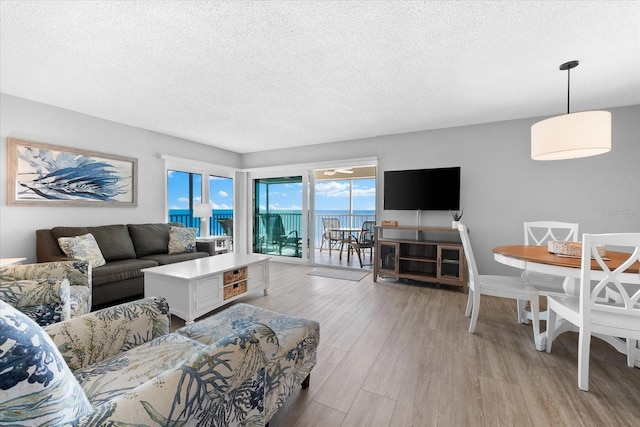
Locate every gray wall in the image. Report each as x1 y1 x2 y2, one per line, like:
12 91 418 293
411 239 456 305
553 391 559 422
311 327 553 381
0 94 242 262
244 104 640 274
1 92 638 275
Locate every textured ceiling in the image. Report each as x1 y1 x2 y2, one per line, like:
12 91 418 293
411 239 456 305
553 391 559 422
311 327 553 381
1 1 639 154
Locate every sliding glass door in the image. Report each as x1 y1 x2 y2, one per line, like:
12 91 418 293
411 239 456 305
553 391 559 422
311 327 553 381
253 176 304 258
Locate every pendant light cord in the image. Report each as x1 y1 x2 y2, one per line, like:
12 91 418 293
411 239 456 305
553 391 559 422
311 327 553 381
567 66 571 114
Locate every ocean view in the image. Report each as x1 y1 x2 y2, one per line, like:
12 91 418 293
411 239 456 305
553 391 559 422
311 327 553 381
168 209 376 247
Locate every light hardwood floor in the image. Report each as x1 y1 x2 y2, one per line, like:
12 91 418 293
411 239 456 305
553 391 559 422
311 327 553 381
172 262 640 427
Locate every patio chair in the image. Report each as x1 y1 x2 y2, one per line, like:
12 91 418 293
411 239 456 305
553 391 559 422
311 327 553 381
321 218 342 255
261 214 301 256
355 220 376 267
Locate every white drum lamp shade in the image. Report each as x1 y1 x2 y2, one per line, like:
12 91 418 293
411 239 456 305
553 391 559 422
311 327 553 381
531 60 611 161
531 111 611 160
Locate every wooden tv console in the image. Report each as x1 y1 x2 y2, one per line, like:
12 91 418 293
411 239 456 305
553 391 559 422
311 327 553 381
374 225 467 292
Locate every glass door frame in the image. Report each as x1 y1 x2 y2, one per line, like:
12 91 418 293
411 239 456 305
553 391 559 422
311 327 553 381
247 167 310 263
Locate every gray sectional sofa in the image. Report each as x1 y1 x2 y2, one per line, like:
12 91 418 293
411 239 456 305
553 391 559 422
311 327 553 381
36 223 210 308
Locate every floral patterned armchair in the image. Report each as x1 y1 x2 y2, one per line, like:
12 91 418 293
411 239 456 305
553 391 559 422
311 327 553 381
0 297 319 426
0 278 71 326
0 261 91 325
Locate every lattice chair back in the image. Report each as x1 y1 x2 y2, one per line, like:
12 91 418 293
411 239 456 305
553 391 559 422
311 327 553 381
524 221 579 246
582 233 640 321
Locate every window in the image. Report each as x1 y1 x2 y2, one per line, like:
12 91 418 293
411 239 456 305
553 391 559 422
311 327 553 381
209 175 234 240
164 156 236 241
167 170 203 230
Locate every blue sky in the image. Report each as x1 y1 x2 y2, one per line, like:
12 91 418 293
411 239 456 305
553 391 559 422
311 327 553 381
168 171 375 212
167 171 234 210
315 179 376 211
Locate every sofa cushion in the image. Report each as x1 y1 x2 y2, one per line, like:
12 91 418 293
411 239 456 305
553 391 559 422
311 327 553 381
87 225 137 261
140 251 209 265
0 300 93 425
168 226 197 254
76 333 205 406
92 259 158 287
128 223 171 257
51 226 91 241
57 233 106 268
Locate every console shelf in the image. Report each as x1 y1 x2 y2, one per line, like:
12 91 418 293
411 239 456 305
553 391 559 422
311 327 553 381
374 225 467 292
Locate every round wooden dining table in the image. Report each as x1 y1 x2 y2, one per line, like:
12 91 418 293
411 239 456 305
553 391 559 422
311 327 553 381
493 244 640 366
493 245 640 295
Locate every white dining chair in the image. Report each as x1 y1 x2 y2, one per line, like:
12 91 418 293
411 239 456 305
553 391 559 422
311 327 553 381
545 233 640 391
524 221 579 247
518 221 580 324
458 224 544 349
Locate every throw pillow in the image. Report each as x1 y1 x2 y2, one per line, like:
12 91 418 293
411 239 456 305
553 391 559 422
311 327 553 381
58 233 106 268
168 226 197 254
0 300 93 424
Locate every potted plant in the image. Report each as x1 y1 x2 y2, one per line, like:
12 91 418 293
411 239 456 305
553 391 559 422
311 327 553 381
450 209 463 228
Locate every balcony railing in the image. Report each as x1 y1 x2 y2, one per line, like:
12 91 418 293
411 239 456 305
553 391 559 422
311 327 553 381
169 212 233 236
170 211 375 249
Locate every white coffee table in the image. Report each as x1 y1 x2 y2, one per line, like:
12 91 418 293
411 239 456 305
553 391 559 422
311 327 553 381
143 253 270 324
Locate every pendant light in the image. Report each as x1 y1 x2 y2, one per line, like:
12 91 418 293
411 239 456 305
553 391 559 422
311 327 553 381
531 61 611 160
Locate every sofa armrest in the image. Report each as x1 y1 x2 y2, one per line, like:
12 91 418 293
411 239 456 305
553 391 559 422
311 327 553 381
0 279 71 325
36 228 73 262
0 260 92 288
45 296 171 372
77 323 279 425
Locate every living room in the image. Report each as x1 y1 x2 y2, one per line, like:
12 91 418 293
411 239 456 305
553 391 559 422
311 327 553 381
1 2 639 425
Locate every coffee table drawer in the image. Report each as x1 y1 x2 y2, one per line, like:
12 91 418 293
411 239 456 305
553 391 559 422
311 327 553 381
223 281 247 300
223 267 247 285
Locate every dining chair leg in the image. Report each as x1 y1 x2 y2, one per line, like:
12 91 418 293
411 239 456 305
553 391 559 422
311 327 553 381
546 306 557 353
468 292 481 333
517 299 528 324
577 327 592 391
626 339 636 368
529 296 542 351
464 290 473 318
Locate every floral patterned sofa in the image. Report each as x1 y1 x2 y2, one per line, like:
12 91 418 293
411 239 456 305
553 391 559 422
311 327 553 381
0 297 319 426
0 260 91 325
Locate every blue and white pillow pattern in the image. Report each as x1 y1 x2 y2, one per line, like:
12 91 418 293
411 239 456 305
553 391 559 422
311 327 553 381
57 233 106 268
0 300 93 425
168 227 197 254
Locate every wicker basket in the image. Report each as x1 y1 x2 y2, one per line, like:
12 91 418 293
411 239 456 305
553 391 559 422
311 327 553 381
223 281 247 300
223 267 247 285
547 240 606 258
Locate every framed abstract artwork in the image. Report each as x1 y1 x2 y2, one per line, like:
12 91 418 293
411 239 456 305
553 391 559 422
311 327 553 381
6 138 138 207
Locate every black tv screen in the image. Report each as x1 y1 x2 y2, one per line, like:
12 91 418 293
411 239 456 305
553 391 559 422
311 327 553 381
384 167 460 210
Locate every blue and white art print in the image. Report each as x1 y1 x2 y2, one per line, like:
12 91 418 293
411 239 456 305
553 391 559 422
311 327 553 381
7 138 137 206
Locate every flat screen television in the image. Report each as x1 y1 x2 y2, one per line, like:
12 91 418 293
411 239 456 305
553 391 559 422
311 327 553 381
383 167 460 210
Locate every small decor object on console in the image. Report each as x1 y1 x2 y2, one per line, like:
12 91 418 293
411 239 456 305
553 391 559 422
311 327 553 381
381 220 398 227
450 209 464 228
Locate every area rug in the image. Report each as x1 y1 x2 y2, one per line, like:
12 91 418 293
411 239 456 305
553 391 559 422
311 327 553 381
308 267 370 282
